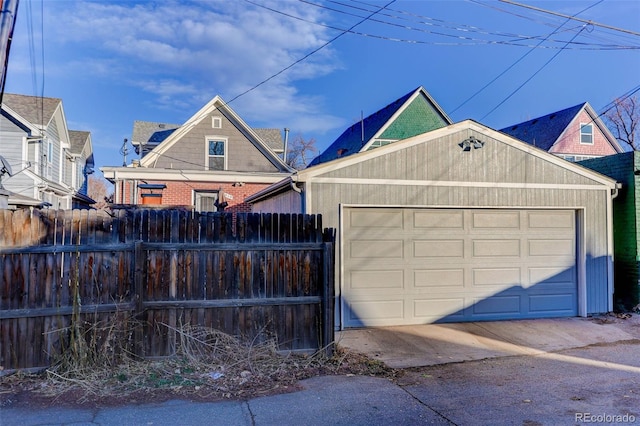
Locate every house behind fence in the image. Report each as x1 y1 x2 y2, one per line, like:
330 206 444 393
0 208 335 372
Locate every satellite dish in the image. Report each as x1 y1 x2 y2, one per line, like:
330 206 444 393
0 155 12 177
0 155 12 190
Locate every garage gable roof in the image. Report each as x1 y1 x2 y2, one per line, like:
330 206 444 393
247 120 618 204
296 120 618 188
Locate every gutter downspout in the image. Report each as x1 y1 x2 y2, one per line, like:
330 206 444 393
607 184 621 312
289 174 305 214
283 128 289 164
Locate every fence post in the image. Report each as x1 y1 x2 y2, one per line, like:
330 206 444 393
134 241 145 357
322 241 335 357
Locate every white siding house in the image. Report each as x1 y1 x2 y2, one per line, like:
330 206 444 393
0 94 95 209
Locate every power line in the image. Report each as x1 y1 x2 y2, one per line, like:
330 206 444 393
499 0 640 37
227 0 396 104
139 0 396 167
481 24 589 121
452 0 603 115
296 0 638 50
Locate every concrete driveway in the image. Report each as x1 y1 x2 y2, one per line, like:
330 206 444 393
334 315 640 424
336 315 640 368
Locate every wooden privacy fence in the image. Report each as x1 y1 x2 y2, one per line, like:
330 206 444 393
0 208 335 372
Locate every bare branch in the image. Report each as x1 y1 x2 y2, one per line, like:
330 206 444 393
286 134 318 170
604 96 639 151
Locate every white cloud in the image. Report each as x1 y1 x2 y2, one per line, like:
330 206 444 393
43 1 338 107
14 0 345 143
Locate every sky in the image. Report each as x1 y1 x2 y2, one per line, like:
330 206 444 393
4 0 640 178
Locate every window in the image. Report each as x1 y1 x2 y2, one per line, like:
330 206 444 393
212 117 222 129
194 191 219 212
580 123 593 144
41 139 53 179
367 139 396 150
76 161 83 189
207 138 226 170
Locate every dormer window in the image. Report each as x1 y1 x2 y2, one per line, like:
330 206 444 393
212 117 222 129
580 123 593 144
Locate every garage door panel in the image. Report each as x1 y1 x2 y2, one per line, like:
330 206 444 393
350 240 403 258
350 210 404 228
472 211 520 229
347 300 404 324
528 211 574 228
529 294 576 313
414 210 464 228
529 267 575 285
414 269 464 288
473 239 520 257
529 239 574 257
414 298 465 319
472 295 521 315
473 268 521 286
349 270 404 289
343 208 577 327
414 240 464 257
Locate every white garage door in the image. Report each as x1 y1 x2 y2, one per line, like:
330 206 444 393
342 208 577 328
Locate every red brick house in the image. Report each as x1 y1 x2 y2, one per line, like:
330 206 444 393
499 102 623 162
101 96 293 212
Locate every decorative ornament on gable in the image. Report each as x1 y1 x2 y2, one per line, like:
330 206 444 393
459 136 485 151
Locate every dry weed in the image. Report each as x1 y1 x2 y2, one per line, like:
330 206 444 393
4 320 395 406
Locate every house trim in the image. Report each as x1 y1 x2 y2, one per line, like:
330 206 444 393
310 177 610 191
101 166 290 184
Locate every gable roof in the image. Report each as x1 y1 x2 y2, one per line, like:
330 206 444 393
247 119 618 204
139 96 292 172
2 93 61 127
254 128 284 153
131 120 181 155
309 86 452 166
69 130 90 154
68 130 94 168
499 102 623 153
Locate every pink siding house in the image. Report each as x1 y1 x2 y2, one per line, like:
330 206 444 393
500 102 623 162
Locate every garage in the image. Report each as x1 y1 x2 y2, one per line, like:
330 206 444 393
342 207 577 327
247 120 618 329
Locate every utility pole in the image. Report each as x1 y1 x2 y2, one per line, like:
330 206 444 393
0 0 20 105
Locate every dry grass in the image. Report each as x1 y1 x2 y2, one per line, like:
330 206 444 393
1 318 396 407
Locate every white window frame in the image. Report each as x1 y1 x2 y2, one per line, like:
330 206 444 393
367 139 397 150
42 139 53 179
206 137 227 171
212 116 222 129
76 161 83 189
194 190 220 212
580 123 594 145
